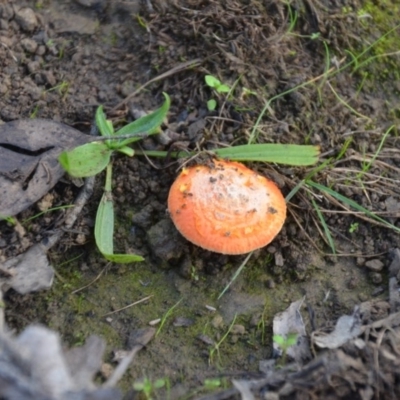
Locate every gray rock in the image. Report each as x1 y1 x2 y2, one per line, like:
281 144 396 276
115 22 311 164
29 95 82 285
0 4 14 20
147 218 184 263
21 38 38 53
0 18 9 30
365 259 384 272
230 324 246 335
370 272 383 284
27 60 41 74
15 8 38 32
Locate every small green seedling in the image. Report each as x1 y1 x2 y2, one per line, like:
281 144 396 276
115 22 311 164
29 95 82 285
209 314 237 365
273 333 298 366
207 98 217 111
205 75 231 93
205 75 231 111
133 377 166 400
59 93 170 263
203 378 223 390
241 87 257 98
0 215 16 225
349 222 359 233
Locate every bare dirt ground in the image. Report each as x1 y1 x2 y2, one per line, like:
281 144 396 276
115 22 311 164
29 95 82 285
1 0 400 399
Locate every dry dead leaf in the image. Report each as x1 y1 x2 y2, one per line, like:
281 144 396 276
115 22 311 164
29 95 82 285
0 119 89 217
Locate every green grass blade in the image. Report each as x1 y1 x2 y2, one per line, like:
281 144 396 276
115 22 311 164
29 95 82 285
286 159 333 202
95 106 114 137
218 252 253 299
137 144 320 166
156 298 183 336
115 93 170 145
214 144 320 166
310 198 336 254
59 142 112 177
307 180 400 233
285 180 306 202
358 125 394 177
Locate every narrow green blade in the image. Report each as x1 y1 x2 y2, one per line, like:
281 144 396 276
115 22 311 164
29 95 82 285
95 191 114 255
117 146 135 156
95 106 114 136
103 253 144 263
59 142 112 177
214 144 320 166
307 180 400 234
115 93 170 146
95 192 144 263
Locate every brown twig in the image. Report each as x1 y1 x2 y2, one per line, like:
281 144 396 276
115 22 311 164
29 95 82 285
102 295 153 317
71 263 110 295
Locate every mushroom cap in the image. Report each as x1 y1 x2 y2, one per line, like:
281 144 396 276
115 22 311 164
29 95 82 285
168 159 286 255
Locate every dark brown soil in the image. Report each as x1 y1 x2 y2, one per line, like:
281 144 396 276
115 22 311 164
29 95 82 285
1 0 400 399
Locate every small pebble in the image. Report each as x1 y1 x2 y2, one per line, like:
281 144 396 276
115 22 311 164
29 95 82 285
365 259 384 272
197 334 215 346
266 279 276 289
173 317 194 327
100 363 113 379
211 315 224 329
264 392 280 400
347 277 357 289
358 293 369 302
370 272 383 284
230 324 246 335
274 252 284 267
15 8 38 31
20 38 38 53
0 4 14 20
356 257 365 267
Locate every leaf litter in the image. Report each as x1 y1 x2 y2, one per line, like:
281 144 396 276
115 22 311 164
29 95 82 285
0 119 89 217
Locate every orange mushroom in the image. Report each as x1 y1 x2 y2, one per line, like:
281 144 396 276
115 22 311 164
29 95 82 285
168 159 286 255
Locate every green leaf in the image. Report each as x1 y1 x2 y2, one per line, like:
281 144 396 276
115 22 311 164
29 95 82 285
133 382 144 391
95 191 144 263
95 191 114 255
205 75 221 88
286 333 298 346
117 146 135 156
0 215 16 224
154 379 166 389
273 335 285 346
136 144 320 166
213 144 320 166
103 253 144 263
59 142 112 177
115 93 170 146
95 106 114 137
216 84 230 93
204 379 222 389
207 99 217 111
